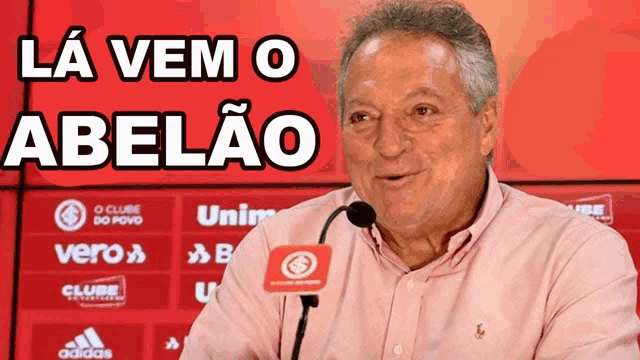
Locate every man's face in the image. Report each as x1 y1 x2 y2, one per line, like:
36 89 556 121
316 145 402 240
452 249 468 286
341 32 496 232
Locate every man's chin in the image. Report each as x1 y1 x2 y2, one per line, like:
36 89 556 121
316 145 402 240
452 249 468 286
374 206 425 228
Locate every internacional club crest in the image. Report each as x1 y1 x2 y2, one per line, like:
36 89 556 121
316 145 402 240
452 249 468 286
54 199 87 232
264 245 332 293
281 251 318 280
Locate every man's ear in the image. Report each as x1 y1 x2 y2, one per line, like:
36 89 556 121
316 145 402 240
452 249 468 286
479 96 499 157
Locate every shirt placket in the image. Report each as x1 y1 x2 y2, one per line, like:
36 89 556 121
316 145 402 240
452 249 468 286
369 226 472 360
382 272 427 360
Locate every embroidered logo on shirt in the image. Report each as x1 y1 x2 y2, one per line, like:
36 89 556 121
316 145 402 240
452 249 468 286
475 323 485 339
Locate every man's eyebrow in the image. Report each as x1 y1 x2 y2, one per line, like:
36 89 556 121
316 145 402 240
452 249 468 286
346 98 374 107
404 87 445 101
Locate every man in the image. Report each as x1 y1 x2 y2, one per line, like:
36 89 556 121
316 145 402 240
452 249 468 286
181 1 640 359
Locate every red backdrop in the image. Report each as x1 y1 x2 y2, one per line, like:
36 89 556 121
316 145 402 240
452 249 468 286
2 0 640 358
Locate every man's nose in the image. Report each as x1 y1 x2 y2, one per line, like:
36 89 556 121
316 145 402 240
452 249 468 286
373 116 409 158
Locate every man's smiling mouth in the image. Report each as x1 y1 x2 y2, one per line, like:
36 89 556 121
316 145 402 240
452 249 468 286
386 175 405 181
376 171 423 184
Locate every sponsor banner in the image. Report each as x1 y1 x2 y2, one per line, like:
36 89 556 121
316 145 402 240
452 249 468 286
513 185 640 230
20 234 172 271
182 188 334 232
22 192 174 234
153 324 192 360
19 274 170 310
564 194 613 225
31 324 144 360
179 273 224 310
181 233 245 271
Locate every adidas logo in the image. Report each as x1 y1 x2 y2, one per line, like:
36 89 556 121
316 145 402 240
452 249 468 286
58 327 113 359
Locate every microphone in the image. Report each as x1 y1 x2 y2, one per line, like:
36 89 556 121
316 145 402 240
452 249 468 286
290 201 376 360
317 201 376 245
346 201 377 229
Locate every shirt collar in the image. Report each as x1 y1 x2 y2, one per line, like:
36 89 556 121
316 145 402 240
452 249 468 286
356 164 504 266
449 165 504 265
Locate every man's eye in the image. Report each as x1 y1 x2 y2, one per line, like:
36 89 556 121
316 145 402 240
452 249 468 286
414 105 436 116
349 112 370 124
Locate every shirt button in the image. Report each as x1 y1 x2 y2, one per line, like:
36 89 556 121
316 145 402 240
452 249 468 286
405 280 414 290
393 344 403 355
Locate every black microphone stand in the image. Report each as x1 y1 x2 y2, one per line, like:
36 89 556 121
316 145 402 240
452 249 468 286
290 205 349 360
290 203 375 360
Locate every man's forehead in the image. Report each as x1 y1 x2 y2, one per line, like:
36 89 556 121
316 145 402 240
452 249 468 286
356 36 385 62
351 32 459 73
344 32 463 100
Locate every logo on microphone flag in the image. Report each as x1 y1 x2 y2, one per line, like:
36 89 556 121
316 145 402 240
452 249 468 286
264 245 331 293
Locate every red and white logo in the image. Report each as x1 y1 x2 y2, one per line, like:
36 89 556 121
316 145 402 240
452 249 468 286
154 324 192 359
165 336 180 350
61 275 126 308
281 251 318 280
264 245 331 293
187 244 212 264
55 199 87 232
186 243 234 265
165 336 189 350
564 194 613 225
58 327 113 359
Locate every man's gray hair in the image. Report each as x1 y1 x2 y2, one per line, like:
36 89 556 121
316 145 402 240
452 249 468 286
338 0 498 121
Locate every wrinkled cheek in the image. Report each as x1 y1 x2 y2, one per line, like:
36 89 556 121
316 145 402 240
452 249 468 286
432 136 466 173
435 136 456 155
342 141 372 199
342 136 372 173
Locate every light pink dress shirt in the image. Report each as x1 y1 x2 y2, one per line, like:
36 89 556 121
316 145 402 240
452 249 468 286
180 167 640 359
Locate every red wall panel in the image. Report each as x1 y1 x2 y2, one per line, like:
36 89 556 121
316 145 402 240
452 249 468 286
0 192 17 360
14 187 338 359
0 0 26 187
495 0 640 181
